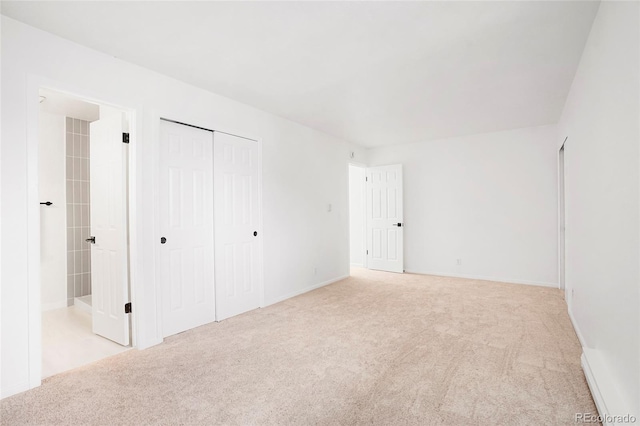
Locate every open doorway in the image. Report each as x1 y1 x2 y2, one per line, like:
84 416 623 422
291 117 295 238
349 164 366 269
38 89 131 379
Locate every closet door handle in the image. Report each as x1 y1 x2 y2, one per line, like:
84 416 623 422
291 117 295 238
86 236 96 244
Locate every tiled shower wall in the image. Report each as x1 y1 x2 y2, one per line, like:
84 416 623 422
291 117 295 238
66 117 91 305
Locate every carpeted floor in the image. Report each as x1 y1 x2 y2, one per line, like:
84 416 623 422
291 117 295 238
1 268 597 425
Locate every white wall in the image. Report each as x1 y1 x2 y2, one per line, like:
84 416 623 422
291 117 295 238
368 125 559 286
0 16 367 398
349 165 365 267
38 111 68 311
557 1 639 419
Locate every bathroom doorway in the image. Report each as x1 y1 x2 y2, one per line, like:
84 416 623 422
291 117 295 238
38 88 131 379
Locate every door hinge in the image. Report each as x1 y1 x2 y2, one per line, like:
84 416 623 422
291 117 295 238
366 176 368 182
366 249 369 255
124 302 132 314
122 133 130 144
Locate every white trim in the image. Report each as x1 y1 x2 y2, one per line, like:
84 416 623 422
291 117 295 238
127 107 140 349
557 139 566 293
150 110 164 348
404 269 557 288
27 76 42 390
558 136 571 319
581 352 610 424
579 348 635 425
140 338 164 349
264 275 349 307
567 307 586 348
568 305 636 424
0 12 3 404
41 301 68 312
73 298 91 314
347 162 367 270
257 137 265 309
0 380 31 400
350 263 364 268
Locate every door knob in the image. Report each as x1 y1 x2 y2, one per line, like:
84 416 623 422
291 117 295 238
392 223 403 227
253 231 258 237
161 237 167 244
85 236 96 244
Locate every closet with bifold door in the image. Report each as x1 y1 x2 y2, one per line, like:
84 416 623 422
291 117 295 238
158 119 262 338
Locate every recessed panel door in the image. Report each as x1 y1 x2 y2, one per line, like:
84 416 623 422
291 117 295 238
366 164 404 273
159 120 215 337
214 132 261 321
89 106 130 345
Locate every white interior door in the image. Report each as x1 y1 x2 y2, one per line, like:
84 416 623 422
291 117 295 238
366 164 404 273
214 132 261 321
89 106 130 346
159 120 215 337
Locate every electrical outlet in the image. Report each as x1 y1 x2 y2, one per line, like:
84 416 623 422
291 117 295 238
456 258 462 266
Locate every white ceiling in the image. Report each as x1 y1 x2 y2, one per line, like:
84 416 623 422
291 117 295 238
3 1 599 147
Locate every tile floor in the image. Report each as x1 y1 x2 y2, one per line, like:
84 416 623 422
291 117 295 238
42 305 130 379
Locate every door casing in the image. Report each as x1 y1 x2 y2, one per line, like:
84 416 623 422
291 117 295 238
558 138 568 300
25 77 138 391
348 163 367 269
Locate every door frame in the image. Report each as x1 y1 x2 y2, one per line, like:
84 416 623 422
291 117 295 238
25 75 138 389
154 117 265 335
347 162 367 269
558 137 568 300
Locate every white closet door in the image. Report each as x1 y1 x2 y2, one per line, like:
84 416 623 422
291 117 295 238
214 132 261 321
89 106 130 345
159 120 215 337
366 164 404 273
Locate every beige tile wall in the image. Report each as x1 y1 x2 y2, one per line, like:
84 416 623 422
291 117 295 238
66 117 91 305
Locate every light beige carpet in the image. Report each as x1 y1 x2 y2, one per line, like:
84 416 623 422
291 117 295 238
1 268 596 425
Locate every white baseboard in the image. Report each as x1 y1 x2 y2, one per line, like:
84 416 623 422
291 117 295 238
581 351 610 424
567 308 586 348
136 338 163 351
350 263 364 268
1 380 31 400
264 275 349 307
41 300 67 312
73 297 91 314
404 269 557 288
568 307 638 425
